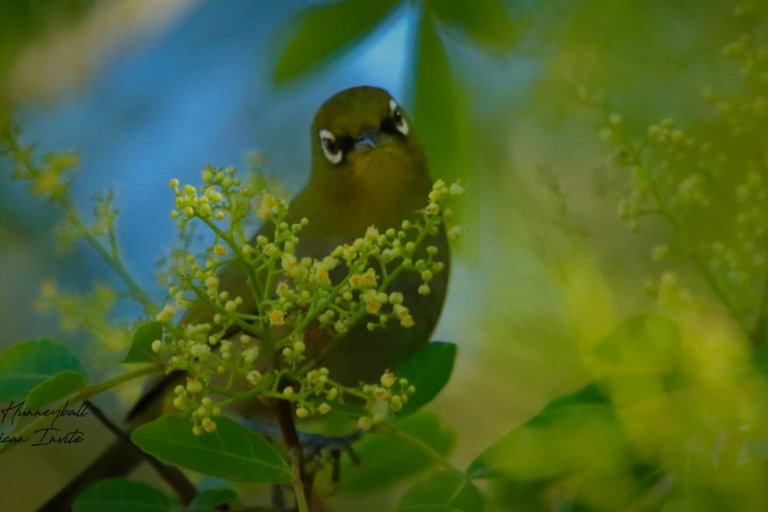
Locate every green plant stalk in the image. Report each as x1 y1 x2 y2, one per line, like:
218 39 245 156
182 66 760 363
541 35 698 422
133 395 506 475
290 450 310 512
620 134 752 339
1 363 163 455
61 198 160 317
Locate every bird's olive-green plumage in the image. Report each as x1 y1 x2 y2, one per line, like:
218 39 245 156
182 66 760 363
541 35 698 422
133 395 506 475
39 85 451 510
185 85 449 383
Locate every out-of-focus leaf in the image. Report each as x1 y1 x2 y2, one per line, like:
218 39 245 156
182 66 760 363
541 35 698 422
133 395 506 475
340 412 456 493
399 469 484 512
754 341 768 376
187 488 238 512
120 321 163 363
589 314 682 377
73 479 176 512
413 8 472 193
467 384 628 480
0 338 86 402
274 0 402 83
428 0 520 50
489 479 552 512
395 341 456 415
23 370 87 412
131 414 292 483
0 1 95 77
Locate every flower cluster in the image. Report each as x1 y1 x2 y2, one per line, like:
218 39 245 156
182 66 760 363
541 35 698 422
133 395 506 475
36 280 131 353
2 113 462 435
599 15 768 341
149 166 462 434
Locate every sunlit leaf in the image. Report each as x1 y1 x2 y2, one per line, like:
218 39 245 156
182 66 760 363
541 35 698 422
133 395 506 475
0 338 86 402
396 341 456 415
467 384 628 480
428 0 520 50
273 0 402 83
187 488 238 512
73 479 176 512
589 314 682 377
399 469 484 512
121 321 163 363
23 370 87 412
340 412 456 493
131 414 292 483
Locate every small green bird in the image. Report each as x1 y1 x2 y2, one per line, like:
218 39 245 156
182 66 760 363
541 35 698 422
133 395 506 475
39 85 450 510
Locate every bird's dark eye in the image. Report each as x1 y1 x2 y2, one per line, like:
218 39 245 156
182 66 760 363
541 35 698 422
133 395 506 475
319 129 343 164
389 99 409 136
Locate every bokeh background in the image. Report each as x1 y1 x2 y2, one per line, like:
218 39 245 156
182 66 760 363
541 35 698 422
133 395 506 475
2 0 768 511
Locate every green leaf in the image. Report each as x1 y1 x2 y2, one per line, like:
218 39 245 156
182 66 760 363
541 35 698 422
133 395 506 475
73 479 177 512
340 412 456 493
753 341 768 376
0 338 86 402
131 414 292 483
589 314 682 377
396 342 456 415
273 0 402 83
413 8 472 190
428 0 521 50
121 321 164 363
187 488 238 512
399 469 484 512
467 384 628 480
23 370 87 412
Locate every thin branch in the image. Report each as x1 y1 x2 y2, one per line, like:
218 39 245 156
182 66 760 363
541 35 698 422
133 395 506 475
84 401 197 505
273 399 310 512
61 198 160 317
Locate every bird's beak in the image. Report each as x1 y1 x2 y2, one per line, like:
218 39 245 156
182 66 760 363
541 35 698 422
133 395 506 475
354 130 380 154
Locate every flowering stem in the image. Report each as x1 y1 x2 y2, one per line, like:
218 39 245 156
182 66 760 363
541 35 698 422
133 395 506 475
60 198 160 317
199 215 268 342
622 136 752 339
189 284 263 336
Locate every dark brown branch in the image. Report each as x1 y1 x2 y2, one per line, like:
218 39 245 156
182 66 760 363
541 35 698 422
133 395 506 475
84 401 198 505
272 398 313 510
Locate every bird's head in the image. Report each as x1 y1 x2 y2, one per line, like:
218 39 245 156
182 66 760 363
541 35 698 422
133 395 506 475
308 86 431 203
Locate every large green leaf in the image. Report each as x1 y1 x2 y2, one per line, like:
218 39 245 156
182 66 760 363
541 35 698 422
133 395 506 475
131 414 292 483
428 0 520 50
396 341 456 415
23 370 87 412
0 338 86 402
340 412 456 493
187 488 238 512
399 469 484 512
589 314 682 377
73 479 177 512
467 384 628 480
121 321 164 363
273 0 402 83
413 8 472 191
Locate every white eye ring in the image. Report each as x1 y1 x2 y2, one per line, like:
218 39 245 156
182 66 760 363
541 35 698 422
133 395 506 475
389 99 409 136
319 129 343 164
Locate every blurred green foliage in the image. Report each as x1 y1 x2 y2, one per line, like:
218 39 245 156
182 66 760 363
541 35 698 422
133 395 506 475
0 0 95 100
